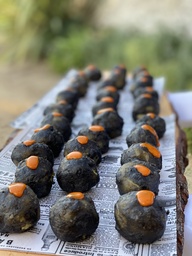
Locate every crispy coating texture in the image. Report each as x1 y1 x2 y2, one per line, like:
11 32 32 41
57 156 99 192
15 157 54 198
0 185 40 233
43 102 75 122
78 126 109 154
136 114 166 139
92 110 124 139
31 125 64 157
11 142 54 166
49 195 99 241
114 191 167 244
41 113 72 142
116 161 160 195
126 125 159 147
132 95 160 121
56 89 79 109
64 137 102 165
121 143 162 169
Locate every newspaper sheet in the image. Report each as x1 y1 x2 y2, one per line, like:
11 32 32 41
0 70 177 256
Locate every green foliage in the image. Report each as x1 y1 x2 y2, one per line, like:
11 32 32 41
47 29 128 73
184 128 192 154
0 0 99 62
47 30 92 73
47 28 192 91
1 1 192 91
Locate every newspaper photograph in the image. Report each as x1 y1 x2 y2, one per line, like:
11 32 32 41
0 70 177 256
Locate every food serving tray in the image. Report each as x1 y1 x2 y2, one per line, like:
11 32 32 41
0 70 188 256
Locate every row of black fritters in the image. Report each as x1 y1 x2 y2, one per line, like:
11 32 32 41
0 65 169 246
114 66 168 244
50 64 126 242
0 64 102 234
0 64 126 243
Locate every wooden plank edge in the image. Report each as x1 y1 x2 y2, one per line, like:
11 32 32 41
175 117 189 256
163 92 189 256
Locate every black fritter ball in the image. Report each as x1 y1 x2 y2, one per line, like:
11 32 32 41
57 151 99 192
132 94 160 121
56 87 79 109
63 136 102 165
126 124 160 147
31 124 64 157
132 86 159 100
91 96 117 117
49 192 99 242
132 66 148 79
136 112 166 139
109 65 127 89
96 86 120 106
0 183 40 233
116 161 160 195
68 71 89 97
130 70 154 96
84 64 102 81
11 139 54 166
97 78 117 91
113 64 127 78
41 112 72 142
43 101 75 123
92 108 124 139
15 156 54 198
114 190 167 244
121 142 162 169
78 125 109 154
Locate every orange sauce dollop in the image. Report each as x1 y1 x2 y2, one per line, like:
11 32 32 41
104 86 117 92
8 183 27 198
23 140 36 146
52 112 63 117
34 124 51 133
134 164 151 176
66 151 83 160
97 108 114 115
136 190 155 207
145 87 154 92
26 156 39 170
140 93 152 99
89 125 105 132
66 192 84 200
140 143 161 158
141 124 160 146
100 97 114 103
147 113 156 119
77 136 89 145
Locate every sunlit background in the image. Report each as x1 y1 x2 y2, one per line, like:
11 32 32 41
1 0 192 91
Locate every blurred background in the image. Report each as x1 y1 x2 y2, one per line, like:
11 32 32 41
1 0 192 91
0 0 192 155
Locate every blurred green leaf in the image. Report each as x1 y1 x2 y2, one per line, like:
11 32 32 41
0 1 192 92
184 128 192 154
0 0 100 62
